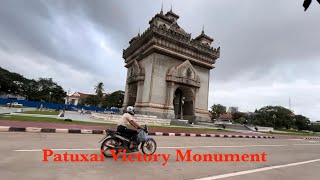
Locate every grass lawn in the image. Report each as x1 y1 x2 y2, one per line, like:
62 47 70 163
266 130 319 136
18 110 60 115
0 115 115 126
0 115 233 132
152 126 234 132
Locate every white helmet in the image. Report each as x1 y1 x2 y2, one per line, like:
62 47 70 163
126 106 135 115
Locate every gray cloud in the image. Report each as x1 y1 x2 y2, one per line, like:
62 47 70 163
0 0 319 120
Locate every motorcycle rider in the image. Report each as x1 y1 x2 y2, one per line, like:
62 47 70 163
117 106 144 150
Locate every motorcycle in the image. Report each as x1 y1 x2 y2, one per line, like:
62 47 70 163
99 124 157 158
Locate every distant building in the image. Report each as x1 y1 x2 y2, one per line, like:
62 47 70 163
65 92 92 106
227 107 238 113
310 121 320 125
214 113 233 125
65 91 109 106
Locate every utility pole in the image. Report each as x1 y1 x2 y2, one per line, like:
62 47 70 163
289 97 291 110
273 114 277 129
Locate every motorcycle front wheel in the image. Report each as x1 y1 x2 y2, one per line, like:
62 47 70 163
141 139 157 155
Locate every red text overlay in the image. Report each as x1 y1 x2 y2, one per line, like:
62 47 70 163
42 149 267 166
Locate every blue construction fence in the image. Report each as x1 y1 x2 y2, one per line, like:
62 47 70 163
0 98 120 113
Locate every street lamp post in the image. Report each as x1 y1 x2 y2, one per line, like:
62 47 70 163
293 118 296 130
7 90 11 105
180 96 185 120
49 92 52 102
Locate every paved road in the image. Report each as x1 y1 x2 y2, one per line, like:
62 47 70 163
0 107 34 114
0 132 320 180
61 111 108 123
0 107 109 124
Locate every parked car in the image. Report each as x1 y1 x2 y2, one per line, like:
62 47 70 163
7 102 23 107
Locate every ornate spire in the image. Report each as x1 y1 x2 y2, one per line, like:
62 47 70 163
165 4 179 19
160 2 163 14
194 24 213 44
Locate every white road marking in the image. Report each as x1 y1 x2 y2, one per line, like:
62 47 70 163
193 158 320 180
14 144 288 152
287 139 304 141
293 144 320 146
13 143 320 152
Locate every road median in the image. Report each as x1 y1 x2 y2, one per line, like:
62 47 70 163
0 125 276 139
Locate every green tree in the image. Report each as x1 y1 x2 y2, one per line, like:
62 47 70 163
238 117 247 124
0 67 66 103
94 82 104 107
102 90 124 108
255 106 294 129
309 124 320 132
85 95 100 107
28 78 66 103
294 115 310 130
232 112 245 121
210 104 226 120
94 82 104 99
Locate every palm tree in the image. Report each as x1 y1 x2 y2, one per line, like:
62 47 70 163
94 82 104 99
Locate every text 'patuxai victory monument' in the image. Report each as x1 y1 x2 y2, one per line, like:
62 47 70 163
122 8 220 123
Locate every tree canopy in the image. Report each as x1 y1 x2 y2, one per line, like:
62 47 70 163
0 67 66 103
210 104 226 120
211 103 317 131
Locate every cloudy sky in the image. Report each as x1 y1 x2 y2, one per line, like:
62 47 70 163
0 0 319 120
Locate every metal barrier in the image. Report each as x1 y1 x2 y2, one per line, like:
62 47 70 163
0 98 120 113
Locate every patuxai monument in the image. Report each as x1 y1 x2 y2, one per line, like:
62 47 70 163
121 8 220 123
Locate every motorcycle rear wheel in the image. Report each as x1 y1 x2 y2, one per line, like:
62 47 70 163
141 139 157 155
101 138 120 158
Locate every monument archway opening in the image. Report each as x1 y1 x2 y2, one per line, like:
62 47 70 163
173 86 195 121
127 83 138 106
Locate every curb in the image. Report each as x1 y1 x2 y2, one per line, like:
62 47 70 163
304 137 320 140
148 132 275 138
0 126 276 139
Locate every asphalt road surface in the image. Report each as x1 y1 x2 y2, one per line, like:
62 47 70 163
1 132 320 180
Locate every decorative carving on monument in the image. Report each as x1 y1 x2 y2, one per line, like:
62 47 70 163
123 10 220 67
128 84 137 97
127 60 145 84
166 60 201 87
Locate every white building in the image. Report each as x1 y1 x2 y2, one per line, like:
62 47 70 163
65 92 93 106
227 107 239 113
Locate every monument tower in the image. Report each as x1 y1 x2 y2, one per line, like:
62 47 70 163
122 7 220 122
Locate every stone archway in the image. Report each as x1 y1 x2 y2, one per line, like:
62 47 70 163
173 86 195 121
